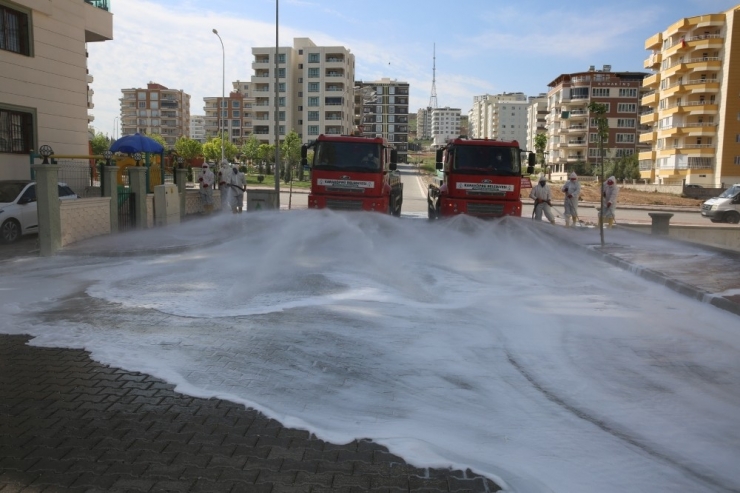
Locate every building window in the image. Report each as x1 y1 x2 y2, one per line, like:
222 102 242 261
150 102 158 109
308 82 319 92
616 133 635 143
222 110 228 118
617 118 636 128
308 68 320 78
278 111 285 121
278 82 286 92
0 4 30 55
619 88 637 97
278 68 286 78
0 106 34 153
308 111 319 121
592 88 610 97
150 93 159 100
278 97 285 107
617 103 636 113
138 92 147 100
308 97 319 107
279 125 285 135
278 53 286 63
308 53 320 63
231 119 240 127
232 101 240 108
308 125 319 135
138 102 146 108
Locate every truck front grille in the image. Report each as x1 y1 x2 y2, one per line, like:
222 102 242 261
326 199 364 211
466 203 505 216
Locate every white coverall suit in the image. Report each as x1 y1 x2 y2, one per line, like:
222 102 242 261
228 167 246 213
602 175 618 227
198 165 215 214
529 175 555 224
561 172 581 227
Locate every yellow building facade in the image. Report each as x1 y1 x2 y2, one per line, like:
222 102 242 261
640 4 740 187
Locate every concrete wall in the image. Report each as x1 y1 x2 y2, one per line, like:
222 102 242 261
186 189 222 214
622 224 740 252
60 197 111 247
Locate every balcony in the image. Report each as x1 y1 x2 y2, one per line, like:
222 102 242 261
642 73 660 89
644 52 662 70
567 139 587 147
325 70 344 78
685 57 722 71
641 90 658 105
565 125 587 133
326 85 344 92
254 55 270 64
325 55 345 63
639 131 655 143
640 111 658 125
84 0 110 11
644 32 662 51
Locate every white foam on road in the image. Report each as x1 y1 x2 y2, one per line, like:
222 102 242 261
1 211 739 493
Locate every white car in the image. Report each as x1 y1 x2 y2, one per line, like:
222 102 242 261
0 180 79 243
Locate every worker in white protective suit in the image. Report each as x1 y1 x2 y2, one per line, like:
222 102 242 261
228 166 246 213
602 175 618 228
529 173 555 224
217 162 232 212
561 172 581 227
197 163 215 214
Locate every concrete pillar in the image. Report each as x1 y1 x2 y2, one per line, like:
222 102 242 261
31 164 61 256
648 212 674 235
175 168 188 218
128 167 148 229
103 165 119 233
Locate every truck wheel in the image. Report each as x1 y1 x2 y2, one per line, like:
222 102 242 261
725 211 740 224
1 219 21 244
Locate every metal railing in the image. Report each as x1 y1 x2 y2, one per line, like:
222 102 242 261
84 0 110 12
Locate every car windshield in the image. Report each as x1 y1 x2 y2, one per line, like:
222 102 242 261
313 142 381 172
453 146 520 175
0 183 26 203
718 185 740 199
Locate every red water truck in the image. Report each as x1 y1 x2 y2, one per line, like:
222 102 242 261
300 134 403 216
427 137 535 219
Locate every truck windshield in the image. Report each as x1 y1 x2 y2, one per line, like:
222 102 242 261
313 142 381 172
453 146 520 175
718 185 740 198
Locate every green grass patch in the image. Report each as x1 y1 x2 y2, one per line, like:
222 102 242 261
245 173 311 189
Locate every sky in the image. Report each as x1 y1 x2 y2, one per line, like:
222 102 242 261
1 212 739 492
88 0 740 139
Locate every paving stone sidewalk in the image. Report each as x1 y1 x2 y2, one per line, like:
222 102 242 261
0 335 500 493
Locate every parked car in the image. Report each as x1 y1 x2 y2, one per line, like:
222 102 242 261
0 180 78 243
701 183 740 224
685 184 703 188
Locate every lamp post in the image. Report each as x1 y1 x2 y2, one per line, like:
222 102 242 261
133 152 142 167
113 117 118 141
273 0 280 198
212 28 225 166
39 145 54 164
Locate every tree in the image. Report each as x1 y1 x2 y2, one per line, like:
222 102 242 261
588 102 609 246
148 133 167 149
534 133 547 165
174 137 203 167
202 136 239 163
280 131 302 183
90 132 111 156
257 143 275 175
241 135 260 169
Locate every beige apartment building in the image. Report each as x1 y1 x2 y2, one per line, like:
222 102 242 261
120 83 191 149
640 4 740 186
203 80 254 146
251 38 355 146
0 0 112 179
546 66 648 181
355 79 410 162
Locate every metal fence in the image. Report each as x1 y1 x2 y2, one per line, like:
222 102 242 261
30 158 100 197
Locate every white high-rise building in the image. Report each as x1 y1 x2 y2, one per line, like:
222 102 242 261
417 107 432 140
190 115 206 143
469 93 528 143
525 94 548 153
431 107 461 147
251 38 355 145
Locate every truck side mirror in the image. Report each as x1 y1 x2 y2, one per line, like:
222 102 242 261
436 149 443 162
300 157 308 168
389 162 397 171
527 152 535 175
300 145 307 159
436 161 443 170
390 149 398 164
435 148 443 170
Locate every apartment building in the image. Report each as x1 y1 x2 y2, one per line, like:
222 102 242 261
546 66 648 181
203 80 254 146
190 115 206 143
640 4 740 186
251 38 355 146
525 94 548 153
355 78 410 162
431 107 461 147
416 107 432 140
0 0 113 179
120 83 191 148
468 93 529 143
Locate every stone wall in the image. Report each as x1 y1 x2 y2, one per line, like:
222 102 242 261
621 224 740 252
60 198 111 247
186 189 222 214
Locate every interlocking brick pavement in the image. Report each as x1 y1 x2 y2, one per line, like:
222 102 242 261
0 334 500 492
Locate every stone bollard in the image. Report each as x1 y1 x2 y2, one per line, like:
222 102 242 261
648 212 673 235
175 168 188 218
103 165 119 233
31 164 61 256
128 167 148 229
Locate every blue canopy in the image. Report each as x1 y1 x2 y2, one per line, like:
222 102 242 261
109 133 164 154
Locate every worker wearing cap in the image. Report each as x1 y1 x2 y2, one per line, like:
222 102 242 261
198 163 215 214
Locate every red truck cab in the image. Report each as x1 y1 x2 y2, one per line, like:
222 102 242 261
301 134 403 216
428 138 535 219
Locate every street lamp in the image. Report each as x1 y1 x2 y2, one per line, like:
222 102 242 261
39 145 54 164
212 28 225 166
103 149 113 166
274 0 280 198
133 152 142 167
113 117 118 140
